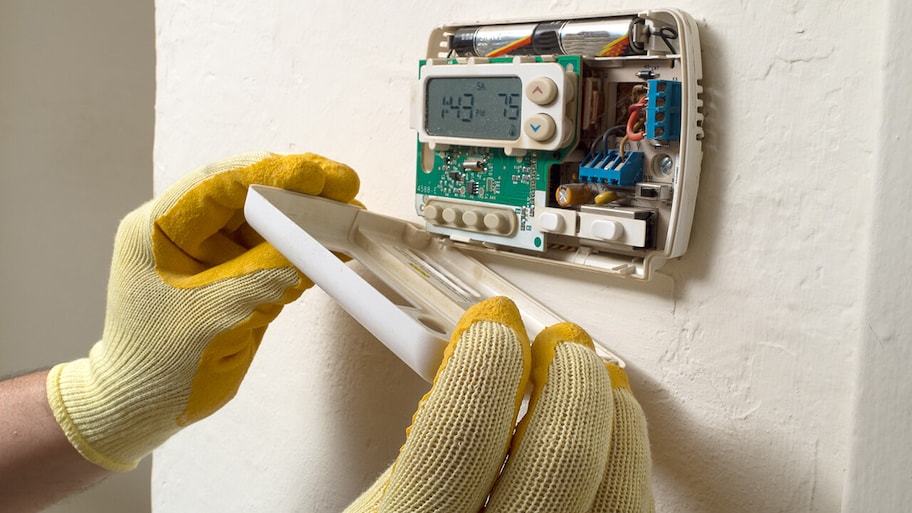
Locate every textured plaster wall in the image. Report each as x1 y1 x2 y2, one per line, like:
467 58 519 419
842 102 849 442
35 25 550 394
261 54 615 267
151 0 906 511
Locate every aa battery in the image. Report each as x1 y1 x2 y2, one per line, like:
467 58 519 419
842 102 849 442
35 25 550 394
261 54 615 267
450 18 632 58
548 19 632 56
451 24 538 57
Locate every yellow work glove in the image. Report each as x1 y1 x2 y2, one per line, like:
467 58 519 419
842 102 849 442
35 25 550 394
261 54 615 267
46 152 359 471
344 296 654 513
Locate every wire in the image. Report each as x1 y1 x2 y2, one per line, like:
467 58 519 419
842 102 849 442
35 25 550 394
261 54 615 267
618 134 630 159
655 26 679 53
626 95 647 141
589 125 625 155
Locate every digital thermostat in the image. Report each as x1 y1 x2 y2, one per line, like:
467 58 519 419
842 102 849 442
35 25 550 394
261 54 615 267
413 9 704 280
416 59 577 153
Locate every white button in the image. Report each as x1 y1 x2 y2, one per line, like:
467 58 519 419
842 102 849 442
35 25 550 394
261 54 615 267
423 204 441 222
524 114 556 142
525 77 558 105
591 219 624 241
462 210 484 228
538 212 564 232
484 213 509 233
442 207 462 225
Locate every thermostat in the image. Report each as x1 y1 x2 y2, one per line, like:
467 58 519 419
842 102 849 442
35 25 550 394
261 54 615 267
412 8 704 279
246 8 704 380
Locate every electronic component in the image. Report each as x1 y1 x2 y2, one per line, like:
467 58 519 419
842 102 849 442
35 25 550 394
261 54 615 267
636 182 673 201
412 8 703 280
579 150 644 187
555 183 592 207
461 160 486 171
594 190 620 205
646 79 682 141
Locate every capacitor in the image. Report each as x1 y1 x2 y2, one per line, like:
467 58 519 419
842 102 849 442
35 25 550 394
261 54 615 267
555 183 592 207
594 190 620 205
451 18 633 57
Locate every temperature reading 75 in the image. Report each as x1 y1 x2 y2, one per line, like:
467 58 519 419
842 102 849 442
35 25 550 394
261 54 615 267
500 92 520 120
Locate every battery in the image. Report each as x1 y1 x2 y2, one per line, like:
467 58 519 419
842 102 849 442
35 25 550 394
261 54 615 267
451 24 537 57
450 18 633 57
547 20 632 56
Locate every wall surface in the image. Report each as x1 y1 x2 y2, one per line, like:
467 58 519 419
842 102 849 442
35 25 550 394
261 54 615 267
842 0 912 509
151 0 908 511
0 1 154 512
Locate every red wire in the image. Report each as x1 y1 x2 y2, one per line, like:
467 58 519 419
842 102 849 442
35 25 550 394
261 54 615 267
626 96 647 141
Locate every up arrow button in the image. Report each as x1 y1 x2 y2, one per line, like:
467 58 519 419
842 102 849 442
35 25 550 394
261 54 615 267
525 77 558 105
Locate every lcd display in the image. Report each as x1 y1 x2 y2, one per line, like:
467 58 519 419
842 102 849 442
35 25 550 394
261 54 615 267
425 77 522 140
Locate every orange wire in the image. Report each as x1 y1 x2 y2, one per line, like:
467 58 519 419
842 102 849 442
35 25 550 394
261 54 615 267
626 96 647 141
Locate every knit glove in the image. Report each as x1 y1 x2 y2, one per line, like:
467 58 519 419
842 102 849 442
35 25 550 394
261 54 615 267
46 152 360 471
343 296 654 513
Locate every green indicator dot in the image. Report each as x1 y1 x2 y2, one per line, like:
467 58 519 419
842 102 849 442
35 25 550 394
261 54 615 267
534 237 542 248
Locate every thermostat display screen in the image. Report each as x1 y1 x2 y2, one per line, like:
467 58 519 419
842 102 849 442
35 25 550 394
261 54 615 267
425 77 522 140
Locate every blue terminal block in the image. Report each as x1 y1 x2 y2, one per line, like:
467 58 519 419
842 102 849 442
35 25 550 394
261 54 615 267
646 79 682 141
578 150 644 187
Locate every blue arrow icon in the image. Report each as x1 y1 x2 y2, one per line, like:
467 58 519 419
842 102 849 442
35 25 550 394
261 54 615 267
530 123 541 132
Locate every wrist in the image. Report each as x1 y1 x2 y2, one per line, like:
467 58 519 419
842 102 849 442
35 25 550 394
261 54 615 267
0 370 111 512
47 357 180 471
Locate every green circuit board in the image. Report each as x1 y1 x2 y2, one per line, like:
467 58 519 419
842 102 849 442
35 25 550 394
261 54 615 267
415 55 581 214
416 146 559 208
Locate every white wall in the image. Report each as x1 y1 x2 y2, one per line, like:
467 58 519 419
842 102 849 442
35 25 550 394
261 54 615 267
151 0 909 511
842 0 912 509
0 1 154 512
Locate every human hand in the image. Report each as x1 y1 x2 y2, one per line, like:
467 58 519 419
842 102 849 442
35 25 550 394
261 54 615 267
343 296 653 513
46 152 360 471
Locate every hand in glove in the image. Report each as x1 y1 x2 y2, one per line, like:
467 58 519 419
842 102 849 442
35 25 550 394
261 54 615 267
46 152 360 471
344 296 654 513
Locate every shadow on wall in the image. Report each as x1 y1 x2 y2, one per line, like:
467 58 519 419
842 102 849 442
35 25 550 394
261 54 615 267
628 361 840 512
659 18 726 288
311 263 428 509
627 23 840 512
